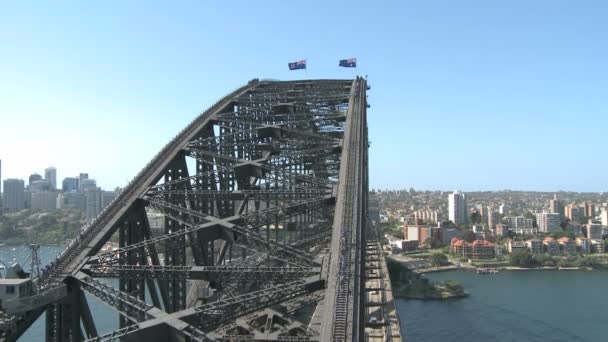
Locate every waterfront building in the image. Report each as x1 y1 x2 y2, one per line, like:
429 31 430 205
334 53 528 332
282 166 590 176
557 237 577 255
576 238 591 254
2 179 25 211
31 191 58 212
62 177 79 192
448 191 467 225
451 238 472 258
471 240 495 259
401 240 418 252
526 239 543 254
543 237 560 255
535 212 561 233
591 240 605 253
44 167 57 190
506 240 527 253
586 222 603 240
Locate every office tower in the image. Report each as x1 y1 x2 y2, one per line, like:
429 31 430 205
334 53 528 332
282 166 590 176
44 167 57 190
3 179 25 211
29 180 50 192
79 173 89 191
101 190 117 209
28 173 43 186
84 187 102 222
31 191 58 212
81 178 97 192
549 194 564 219
448 191 467 225
62 177 80 192
601 208 608 226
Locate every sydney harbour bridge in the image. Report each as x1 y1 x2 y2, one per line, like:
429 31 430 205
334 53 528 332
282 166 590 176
0 78 401 341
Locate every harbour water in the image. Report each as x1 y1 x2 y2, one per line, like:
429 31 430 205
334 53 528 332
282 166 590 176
397 269 608 342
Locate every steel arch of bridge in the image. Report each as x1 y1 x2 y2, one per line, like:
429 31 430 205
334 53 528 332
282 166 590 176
0 77 380 342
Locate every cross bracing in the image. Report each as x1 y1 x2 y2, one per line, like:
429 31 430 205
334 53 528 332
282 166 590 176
0 78 380 342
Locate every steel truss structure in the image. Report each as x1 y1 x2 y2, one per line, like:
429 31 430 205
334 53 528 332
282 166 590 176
0 78 385 341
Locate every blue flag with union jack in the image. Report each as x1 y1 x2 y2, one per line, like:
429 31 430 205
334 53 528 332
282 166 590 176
288 60 307 70
339 58 357 68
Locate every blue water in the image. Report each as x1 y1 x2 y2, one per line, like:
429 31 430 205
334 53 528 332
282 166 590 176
0 245 117 341
397 270 608 342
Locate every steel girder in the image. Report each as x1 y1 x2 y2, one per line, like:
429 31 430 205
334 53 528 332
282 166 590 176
0 78 375 342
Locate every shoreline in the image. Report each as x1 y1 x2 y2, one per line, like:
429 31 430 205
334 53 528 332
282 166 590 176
415 265 601 274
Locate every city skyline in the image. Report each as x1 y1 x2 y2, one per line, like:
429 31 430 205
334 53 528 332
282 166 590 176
2 1 608 192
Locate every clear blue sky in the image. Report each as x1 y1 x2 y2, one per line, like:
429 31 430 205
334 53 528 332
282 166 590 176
1 1 607 192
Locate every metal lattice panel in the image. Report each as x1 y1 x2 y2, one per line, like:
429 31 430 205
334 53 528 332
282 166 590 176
0 78 379 342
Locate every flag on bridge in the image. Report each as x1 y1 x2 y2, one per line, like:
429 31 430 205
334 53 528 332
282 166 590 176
288 60 307 70
339 58 357 68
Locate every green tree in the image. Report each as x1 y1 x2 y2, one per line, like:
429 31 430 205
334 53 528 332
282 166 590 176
510 250 539 268
431 253 448 267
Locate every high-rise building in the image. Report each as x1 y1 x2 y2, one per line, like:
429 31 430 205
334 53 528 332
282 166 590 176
31 191 58 212
79 173 89 191
28 173 43 186
84 188 102 222
3 179 25 211
586 222 603 240
565 204 584 223
101 191 117 209
601 207 608 227
59 191 86 211
44 167 57 190
549 195 564 220
536 212 561 233
62 177 80 192
499 204 509 216
584 202 595 218
29 180 50 192
448 191 467 225
81 178 97 192
487 207 499 230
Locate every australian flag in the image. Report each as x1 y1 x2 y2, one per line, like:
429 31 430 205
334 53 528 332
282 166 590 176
339 58 357 68
288 60 307 70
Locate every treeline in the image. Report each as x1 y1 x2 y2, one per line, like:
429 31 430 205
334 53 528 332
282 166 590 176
0 209 85 245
